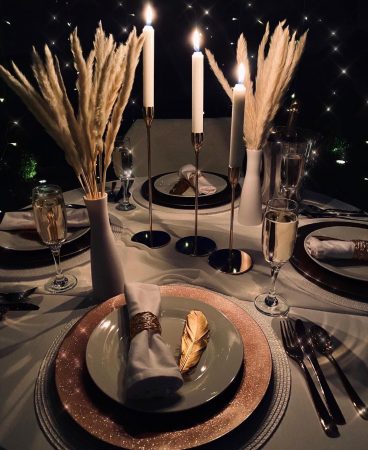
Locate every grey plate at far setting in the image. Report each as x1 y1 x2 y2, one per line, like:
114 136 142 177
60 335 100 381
85 296 244 413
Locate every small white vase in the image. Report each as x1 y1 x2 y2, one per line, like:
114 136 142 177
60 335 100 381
238 148 263 226
84 194 125 302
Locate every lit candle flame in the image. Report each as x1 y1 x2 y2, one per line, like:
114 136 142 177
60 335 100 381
238 63 245 84
145 3 153 25
193 29 201 52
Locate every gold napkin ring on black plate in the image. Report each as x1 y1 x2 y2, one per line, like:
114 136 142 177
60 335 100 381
353 240 368 261
130 311 162 339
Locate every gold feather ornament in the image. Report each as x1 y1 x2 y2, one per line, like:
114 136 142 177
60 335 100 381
179 310 210 374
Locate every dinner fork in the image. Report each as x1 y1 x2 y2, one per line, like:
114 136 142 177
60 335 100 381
280 320 339 437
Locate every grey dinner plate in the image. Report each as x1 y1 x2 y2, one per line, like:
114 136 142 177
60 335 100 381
85 295 244 413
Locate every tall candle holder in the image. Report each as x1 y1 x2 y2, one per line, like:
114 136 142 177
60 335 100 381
176 132 216 256
208 166 253 273
131 107 171 248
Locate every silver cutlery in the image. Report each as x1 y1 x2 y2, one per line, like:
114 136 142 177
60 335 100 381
0 287 37 302
280 321 339 437
301 204 368 217
0 302 39 320
295 319 346 425
310 324 368 420
0 303 39 311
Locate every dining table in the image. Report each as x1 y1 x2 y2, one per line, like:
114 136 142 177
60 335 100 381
0 118 367 450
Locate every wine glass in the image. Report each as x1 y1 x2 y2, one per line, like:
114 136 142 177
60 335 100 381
112 136 136 211
255 198 298 316
32 184 77 293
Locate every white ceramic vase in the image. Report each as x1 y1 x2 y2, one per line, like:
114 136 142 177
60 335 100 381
238 148 263 226
84 194 125 302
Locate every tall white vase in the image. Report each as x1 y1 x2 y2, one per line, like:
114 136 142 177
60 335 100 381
238 148 263 226
84 194 125 302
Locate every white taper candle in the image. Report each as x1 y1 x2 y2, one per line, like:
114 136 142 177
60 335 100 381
229 63 245 168
192 29 204 133
143 4 154 108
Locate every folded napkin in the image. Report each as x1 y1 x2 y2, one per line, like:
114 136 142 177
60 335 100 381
0 208 89 231
306 236 355 260
124 282 183 399
178 164 217 195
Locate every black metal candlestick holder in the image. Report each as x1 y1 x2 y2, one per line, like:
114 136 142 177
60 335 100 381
176 132 216 256
131 107 171 248
208 166 252 273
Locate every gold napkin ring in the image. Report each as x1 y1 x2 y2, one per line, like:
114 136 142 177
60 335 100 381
353 240 368 261
130 312 162 339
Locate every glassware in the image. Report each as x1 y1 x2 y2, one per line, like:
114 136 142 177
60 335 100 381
32 184 77 293
112 136 136 211
261 127 320 203
280 138 305 199
255 198 298 316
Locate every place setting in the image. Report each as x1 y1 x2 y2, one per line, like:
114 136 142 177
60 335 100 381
0 195 90 270
290 220 368 300
34 283 294 450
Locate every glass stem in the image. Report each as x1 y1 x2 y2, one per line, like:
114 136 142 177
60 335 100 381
121 179 129 205
50 244 65 281
266 265 281 307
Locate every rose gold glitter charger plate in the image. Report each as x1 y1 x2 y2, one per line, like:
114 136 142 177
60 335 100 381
55 285 272 449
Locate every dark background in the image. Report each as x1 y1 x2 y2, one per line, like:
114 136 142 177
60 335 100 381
1 0 367 210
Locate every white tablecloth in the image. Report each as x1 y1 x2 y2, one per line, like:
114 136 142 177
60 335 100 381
1 120 368 449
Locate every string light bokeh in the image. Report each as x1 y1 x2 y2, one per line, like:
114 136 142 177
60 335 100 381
0 0 367 210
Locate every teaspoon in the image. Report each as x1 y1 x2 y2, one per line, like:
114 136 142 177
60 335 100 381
310 325 368 420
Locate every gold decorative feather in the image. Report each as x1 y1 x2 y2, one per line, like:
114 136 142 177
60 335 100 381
179 310 210 374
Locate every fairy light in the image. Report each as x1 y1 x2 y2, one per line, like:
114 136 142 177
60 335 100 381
5 20 11 25
257 18 264 25
326 106 332 112
336 159 346 165
331 30 337 36
9 142 17 146
204 10 209 15
0 98 4 103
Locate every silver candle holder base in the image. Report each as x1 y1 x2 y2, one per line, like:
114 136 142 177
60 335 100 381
131 107 171 249
208 167 252 274
176 132 216 257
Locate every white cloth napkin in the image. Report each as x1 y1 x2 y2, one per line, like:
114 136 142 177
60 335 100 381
124 282 183 399
179 164 217 195
306 236 355 260
0 208 90 231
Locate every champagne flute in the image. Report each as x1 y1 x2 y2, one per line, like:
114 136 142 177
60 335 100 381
255 198 298 316
32 185 77 293
280 139 306 200
112 136 136 211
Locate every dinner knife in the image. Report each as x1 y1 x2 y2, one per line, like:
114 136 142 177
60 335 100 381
295 319 346 425
0 303 39 311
